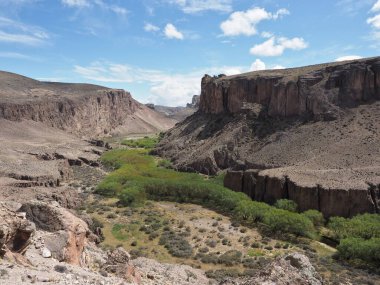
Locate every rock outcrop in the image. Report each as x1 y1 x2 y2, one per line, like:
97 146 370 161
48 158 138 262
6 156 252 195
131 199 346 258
156 57 380 217
231 253 322 285
20 201 90 265
199 57 380 118
0 202 35 257
224 169 380 217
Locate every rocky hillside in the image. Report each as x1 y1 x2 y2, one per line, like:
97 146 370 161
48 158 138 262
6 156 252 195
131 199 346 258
156 57 380 218
0 71 176 137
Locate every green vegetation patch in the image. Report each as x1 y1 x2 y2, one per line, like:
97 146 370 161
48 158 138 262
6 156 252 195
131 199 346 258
121 136 158 149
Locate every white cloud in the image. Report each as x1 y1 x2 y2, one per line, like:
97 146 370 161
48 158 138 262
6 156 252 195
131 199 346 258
335 55 363 61
271 65 285 69
368 14 380 29
261 31 273 38
164 23 184 40
74 61 249 106
0 17 49 45
220 7 289 37
371 0 380 12
250 59 266 71
62 0 128 16
144 23 160 32
250 36 308 57
169 0 232 14
61 0 89 7
0 51 33 59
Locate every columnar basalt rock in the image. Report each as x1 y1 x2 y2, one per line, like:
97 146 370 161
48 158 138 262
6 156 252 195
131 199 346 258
199 58 380 118
224 170 380 218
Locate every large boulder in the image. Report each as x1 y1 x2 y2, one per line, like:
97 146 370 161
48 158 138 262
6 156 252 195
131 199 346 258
0 202 35 257
19 201 89 265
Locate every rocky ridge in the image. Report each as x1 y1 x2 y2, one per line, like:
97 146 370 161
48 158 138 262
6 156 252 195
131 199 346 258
156 57 380 217
0 71 176 137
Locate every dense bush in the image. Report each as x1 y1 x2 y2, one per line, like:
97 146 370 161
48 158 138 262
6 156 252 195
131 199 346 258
328 214 380 240
302 210 325 227
274 199 298 212
337 237 380 263
118 186 146 207
121 137 158 149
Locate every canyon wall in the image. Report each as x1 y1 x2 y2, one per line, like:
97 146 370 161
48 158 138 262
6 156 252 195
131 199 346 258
0 71 175 137
224 170 380 218
199 58 380 118
156 57 380 218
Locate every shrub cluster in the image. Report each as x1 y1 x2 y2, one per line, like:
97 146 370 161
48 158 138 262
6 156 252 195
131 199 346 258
328 214 380 265
159 230 193 258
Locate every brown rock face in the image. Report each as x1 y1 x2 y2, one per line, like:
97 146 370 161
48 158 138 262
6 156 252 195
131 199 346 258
225 170 380 218
0 71 176 137
199 58 380 118
20 201 90 265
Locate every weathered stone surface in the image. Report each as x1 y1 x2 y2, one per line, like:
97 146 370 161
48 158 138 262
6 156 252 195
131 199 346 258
199 57 380 118
224 171 244 192
0 202 35 256
20 201 89 265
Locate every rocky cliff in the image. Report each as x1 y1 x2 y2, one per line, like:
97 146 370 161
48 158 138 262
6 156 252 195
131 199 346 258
199 57 380 119
156 57 380 217
0 71 175 137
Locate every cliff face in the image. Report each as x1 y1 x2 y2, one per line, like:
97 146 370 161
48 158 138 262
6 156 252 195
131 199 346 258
0 71 175 137
156 57 380 218
199 58 380 118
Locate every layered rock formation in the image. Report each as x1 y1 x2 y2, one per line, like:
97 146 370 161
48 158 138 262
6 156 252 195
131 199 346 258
156 57 380 217
200 57 380 118
0 71 175 137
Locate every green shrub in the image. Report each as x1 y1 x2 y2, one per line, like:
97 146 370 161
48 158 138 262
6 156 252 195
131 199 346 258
121 137 158 149
159 230 193 258
328 214 380 240
118 186 146 207
302 210 325 227
337 237 380 263
218 250 242 266
274 199 298 212
263 208 315 238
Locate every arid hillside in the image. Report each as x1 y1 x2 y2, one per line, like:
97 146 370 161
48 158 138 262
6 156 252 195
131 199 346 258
0 71 176 137
156 57 380 217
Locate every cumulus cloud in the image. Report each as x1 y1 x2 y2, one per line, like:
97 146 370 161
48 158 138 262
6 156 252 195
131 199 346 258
371 0 380 12
0 17 49 45
250 59 266 71
250 36 308 57
73 61 250 106
144 23 160 32
220 7 289 37
169 0 232 14
335 55 363 61
164 23 184 40
368 14 380 29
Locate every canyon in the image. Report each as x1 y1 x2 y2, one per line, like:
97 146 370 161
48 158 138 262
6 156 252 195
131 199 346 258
156 57 380 218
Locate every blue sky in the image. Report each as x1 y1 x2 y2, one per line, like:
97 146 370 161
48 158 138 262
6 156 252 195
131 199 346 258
0 0 380 106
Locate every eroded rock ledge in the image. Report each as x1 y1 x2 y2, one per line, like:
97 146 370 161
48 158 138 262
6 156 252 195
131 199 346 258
224 170 380 218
